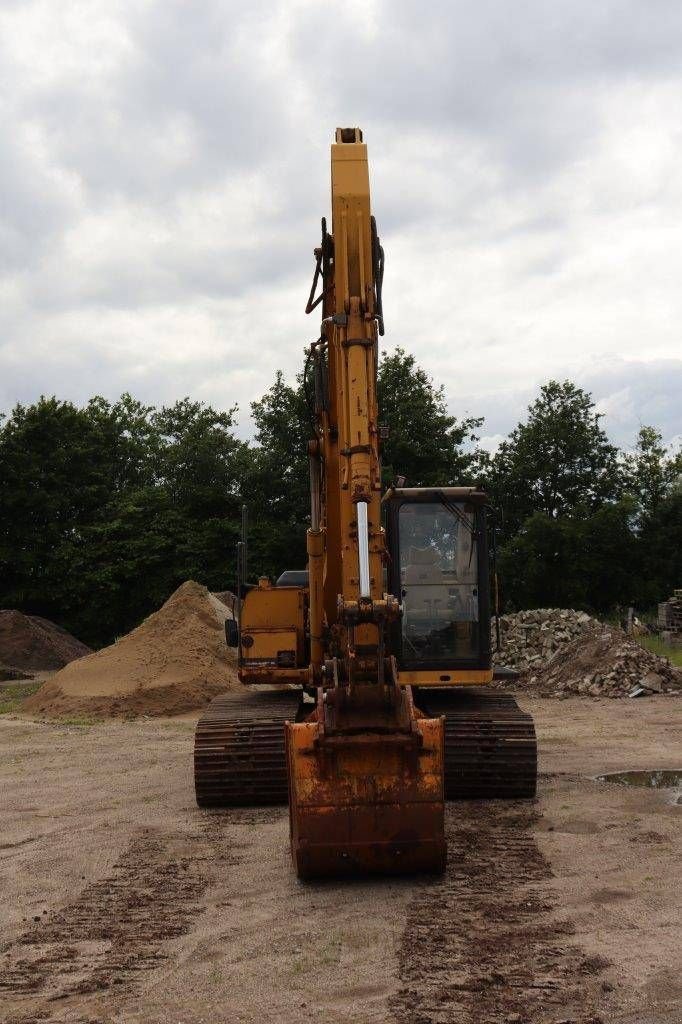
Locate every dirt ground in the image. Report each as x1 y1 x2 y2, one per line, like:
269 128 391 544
1 696 680 1024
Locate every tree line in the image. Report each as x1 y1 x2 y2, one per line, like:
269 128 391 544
1 348 679 647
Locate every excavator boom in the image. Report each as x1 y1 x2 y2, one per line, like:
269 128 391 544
285 128 447 877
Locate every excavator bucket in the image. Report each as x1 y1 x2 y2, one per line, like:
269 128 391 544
286 710 446 879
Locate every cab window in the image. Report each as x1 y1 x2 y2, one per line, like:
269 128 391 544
398 501 479 662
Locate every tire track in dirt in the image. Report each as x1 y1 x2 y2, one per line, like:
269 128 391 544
0 821 237 1023
391 803 610 1024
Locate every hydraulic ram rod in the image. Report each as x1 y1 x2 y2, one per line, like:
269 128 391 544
357 501 371 599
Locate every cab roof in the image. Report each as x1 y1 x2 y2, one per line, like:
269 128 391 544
382 486 487 504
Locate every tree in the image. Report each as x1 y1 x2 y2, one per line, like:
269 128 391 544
2 367 676 642
248 369 311 525
490 380 623 539
85 393 158 493
498 513 587 610
242 369 312 580
60 486 189 642
377 347 484 486
242 348 487 580
151 398 245 518
498 499 639 613
0 397 127 617
637 489 682 607
623 425 682 524
0 394 248 645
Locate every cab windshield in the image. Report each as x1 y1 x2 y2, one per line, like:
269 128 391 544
398 501 480 662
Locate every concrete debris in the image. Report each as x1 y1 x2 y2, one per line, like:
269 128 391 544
492 608 595 674
492 608 680 698
640 670 664 693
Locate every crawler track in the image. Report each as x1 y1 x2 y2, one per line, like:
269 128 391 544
194 689 303 807
195 687 536 808
416 688 537 800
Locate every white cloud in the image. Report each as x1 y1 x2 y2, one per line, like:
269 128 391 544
0 0 681 451
478 434 506 456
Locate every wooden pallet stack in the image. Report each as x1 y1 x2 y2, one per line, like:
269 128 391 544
658 589 682 647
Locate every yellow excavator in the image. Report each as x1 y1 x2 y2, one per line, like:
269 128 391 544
194 128 536 878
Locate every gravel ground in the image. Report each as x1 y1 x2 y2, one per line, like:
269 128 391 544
0 695 680 1024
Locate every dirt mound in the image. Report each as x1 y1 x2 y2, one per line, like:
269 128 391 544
212 590 237 614
0 610 91 671
23 582 239 718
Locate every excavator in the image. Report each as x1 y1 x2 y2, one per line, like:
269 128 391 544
194 128 537 879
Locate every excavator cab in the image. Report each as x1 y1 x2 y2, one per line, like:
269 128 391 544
384 487 491 676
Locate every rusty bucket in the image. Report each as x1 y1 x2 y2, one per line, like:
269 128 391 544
285 712 446 880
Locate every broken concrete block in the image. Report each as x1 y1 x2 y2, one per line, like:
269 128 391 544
640 671 664 693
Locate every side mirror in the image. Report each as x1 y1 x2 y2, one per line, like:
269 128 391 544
225 618 239 648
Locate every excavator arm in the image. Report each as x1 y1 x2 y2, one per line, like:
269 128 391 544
286 129 447 878
307 127 388 679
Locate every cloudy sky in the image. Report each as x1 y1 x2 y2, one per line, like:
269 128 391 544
1 0 681 452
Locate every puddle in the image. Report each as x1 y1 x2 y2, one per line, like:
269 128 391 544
596 770 682 791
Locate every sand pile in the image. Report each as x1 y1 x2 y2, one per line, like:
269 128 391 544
212 590 237 614
23 582 239 718
0 610 91 671
494 609 679 697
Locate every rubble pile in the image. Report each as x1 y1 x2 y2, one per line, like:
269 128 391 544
493 608 597 673
494 608 680 698
540 626 679 697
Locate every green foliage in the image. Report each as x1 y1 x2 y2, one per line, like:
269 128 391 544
490 385 680 614
0 683 41 715
623 425 682 523
0 395 247 645
636 634 682 668
378 348 484 486
636 490 682 607
241 346 486 578
0 396 134 620
0 361 678 646
151 398 244 516
499 500 639 612
489 380 622 538
492 392 680 615
248 368 311 526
